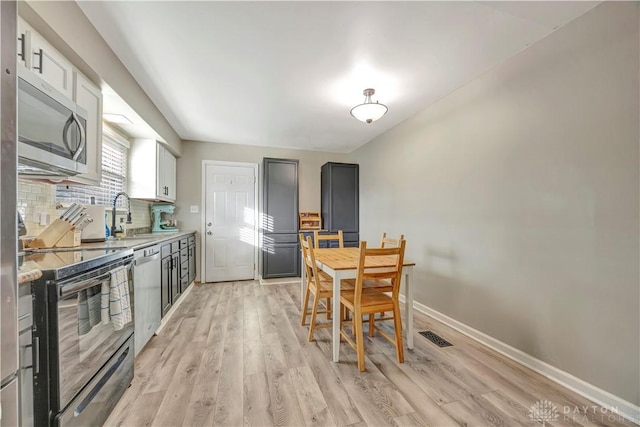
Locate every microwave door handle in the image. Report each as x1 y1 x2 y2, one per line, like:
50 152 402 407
71 112 86 161
62 114 74 153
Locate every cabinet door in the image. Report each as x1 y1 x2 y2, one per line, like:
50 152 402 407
262 242 300 279
263 158 299 234
188 244 196 284
70 71 102 184
156 144 166 200
29 31 73 98
166 150 176 201
171 253 180 302
321 163 359 233
161 256 171 317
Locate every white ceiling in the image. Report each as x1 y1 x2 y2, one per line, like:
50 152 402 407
78 1 599 153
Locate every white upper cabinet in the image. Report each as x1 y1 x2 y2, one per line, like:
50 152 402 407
17 16 103 185
129 139 176 202
157 143 177 201
28 29 73 99
71 71 103 185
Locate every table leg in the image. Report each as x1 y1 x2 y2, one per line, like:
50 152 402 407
332 271 342 362
405 267 414 350
300 252 306 310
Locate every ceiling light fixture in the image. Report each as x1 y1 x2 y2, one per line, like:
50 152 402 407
350 88 388 124
103 113 133 125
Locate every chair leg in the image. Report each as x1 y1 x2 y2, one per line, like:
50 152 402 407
369 313 375 337
354 310 366 371
308 293 320 342
392 304 404 364
300 285 311 326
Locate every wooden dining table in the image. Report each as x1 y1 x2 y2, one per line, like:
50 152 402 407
300 247 416 362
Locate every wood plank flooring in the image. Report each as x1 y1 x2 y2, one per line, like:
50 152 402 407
105 281 637 427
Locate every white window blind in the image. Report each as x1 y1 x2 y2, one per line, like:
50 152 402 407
56 128 129 207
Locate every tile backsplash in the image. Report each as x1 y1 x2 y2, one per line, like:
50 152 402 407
18 179 153 236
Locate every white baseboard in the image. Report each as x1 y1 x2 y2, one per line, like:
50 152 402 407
259 276 302 286
400 295 640 425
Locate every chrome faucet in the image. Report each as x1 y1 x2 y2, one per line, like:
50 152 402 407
111 192 132 237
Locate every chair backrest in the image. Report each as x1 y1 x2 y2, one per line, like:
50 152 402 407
314 230 344 249
300 235 322 286
355 240 406 304
380 232 405 248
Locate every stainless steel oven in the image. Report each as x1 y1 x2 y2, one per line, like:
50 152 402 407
29 249 134 427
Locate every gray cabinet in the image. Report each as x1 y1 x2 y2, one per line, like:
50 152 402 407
262 158 299 279
321 162 359 247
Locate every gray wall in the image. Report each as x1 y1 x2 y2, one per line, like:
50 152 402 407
349 2 639 405
176 140 347 279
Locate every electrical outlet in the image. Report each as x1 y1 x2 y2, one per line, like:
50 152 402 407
190 205 199 214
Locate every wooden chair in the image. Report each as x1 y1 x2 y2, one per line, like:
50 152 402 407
300 235 353 341
381 232 405 248
364 231 405 289
313 230 344 249
339 240 406 371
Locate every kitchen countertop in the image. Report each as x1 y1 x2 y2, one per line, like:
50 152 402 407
78 230 197 251
18 231 196 282
18 266 42 284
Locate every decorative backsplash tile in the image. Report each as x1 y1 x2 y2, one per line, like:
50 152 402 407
18 179 153 236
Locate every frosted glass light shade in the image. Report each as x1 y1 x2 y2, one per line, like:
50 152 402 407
350 102 388 124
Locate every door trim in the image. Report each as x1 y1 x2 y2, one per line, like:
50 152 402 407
201 160 259 283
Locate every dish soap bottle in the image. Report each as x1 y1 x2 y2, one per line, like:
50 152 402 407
105 213 110 239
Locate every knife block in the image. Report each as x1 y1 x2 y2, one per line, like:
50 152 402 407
27 218 73 249
55 229 82 248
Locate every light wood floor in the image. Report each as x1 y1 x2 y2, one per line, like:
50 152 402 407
105 281 636 427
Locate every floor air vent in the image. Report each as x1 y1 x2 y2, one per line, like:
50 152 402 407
419 331 453 348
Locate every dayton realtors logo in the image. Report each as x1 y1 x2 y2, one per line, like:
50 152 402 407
528 400 559 426
529 400 625 425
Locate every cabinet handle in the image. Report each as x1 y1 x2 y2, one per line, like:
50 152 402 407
33 48 43 73
33 337 39 374
18 34 25 60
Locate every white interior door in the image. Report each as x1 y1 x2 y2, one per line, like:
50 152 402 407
203 162 257 283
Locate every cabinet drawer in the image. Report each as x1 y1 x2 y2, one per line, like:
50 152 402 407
180 261 188 276
180 248 188 259
161 244 171 258
188 236 195 246
171 241 179 253
179 238 188 248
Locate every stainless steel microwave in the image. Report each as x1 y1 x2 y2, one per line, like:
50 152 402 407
17 67 88 177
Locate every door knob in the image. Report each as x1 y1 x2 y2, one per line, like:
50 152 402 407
207 222 212 226
207 231 212 235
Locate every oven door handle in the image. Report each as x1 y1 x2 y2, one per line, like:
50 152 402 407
73 347 130 417
60 264 132 297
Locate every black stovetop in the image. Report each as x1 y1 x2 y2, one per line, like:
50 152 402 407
20 247 134 281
